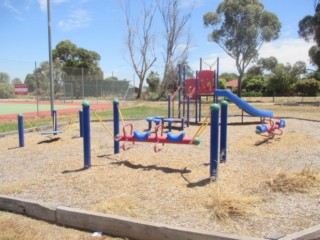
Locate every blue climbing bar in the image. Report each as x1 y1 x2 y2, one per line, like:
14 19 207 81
220 100 228 163
83 102 91 168
52 109 58 135
210 103 220 178
167 94 171 119
79 110 83 137
18 114 24 147
113 99 120 154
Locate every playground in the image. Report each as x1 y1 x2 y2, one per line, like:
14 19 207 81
0 100 319 239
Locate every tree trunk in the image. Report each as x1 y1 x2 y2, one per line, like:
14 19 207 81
136 77 144 99
237 72 243 98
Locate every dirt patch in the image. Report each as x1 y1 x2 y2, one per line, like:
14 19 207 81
0 105 319 239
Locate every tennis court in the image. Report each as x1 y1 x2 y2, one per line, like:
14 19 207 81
0 101 112 121
0 102 79 115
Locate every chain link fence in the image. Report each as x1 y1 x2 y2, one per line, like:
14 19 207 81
0 60 136 102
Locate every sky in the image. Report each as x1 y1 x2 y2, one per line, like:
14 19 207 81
0 0 316 86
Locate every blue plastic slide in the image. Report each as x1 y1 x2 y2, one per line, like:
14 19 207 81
215 89 273 118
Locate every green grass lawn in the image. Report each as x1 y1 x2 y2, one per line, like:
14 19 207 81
95 105 168 119
0 103 79 115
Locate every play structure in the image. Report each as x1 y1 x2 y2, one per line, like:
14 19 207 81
113 99 229 178
167 58 275 125
113 100 199 153
166 65 218 125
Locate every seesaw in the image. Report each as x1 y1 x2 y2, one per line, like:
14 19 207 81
116 123 200 152
256 118 286 139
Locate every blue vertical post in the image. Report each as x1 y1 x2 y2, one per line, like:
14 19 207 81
199 95 202 123
83 102 91 168
167 95 171 119
220 101 228 163
79 110 83 137
178 64 181 118
200 58 202 71
210 104 220 178
216 57 220 89
195 71 198 124
183 65 186 96
18 114 25 147
214 57 220 103
113 99 120 154
52 109 57 135
187 96 190 127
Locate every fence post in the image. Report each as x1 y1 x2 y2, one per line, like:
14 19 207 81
18 114 24 147
178 64 181 118
167 95 171 119
210 103 220 178
113 99 120 154
187 96 190 127
220 100 228 163
83 102 91 168
195 71 198 124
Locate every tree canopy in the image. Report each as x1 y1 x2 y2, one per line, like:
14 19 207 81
52 40 103 98
53 40 102 76
0 72 10 84
298 0 320 70
243 56 311 96
203 0 281 97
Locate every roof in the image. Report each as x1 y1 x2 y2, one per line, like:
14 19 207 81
226 79 238 87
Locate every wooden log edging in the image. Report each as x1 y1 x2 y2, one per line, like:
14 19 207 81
0 194 56 222
0 195 319 240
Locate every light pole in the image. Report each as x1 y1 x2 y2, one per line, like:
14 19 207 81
47 0 55 120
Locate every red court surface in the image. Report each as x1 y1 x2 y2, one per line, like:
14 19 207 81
0 101 113 121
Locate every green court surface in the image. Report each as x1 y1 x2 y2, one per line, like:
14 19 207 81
0 103 80 115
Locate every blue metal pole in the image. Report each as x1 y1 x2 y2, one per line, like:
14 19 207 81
178 64 181 118
167 95 171 119
220 101 228 163
199 95 202 123
216 57 220 89
79 110 83 138
83 102 91 168
53 109 57 135
200 58 202 71
187 96 190 127
195 71 198 124
182 65 186 118
214 57 220 103
18 114 24 147
183 65 186 95
113 99 120 154
210 104 220 178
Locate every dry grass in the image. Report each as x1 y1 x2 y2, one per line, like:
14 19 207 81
0 211 124 240
207 183 264 222
266 167 320 193
0 183 30 195
0 102 319 238
91 194 142 218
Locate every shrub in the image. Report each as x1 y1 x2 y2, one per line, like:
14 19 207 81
241 91 263 97
294 79 320 96
0 84 14 98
